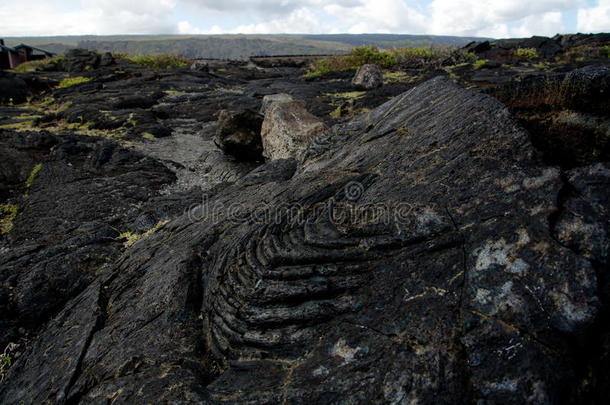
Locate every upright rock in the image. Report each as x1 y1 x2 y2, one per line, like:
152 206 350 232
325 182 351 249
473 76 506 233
259 93 294 116
261 100 326 160
352 64 383 90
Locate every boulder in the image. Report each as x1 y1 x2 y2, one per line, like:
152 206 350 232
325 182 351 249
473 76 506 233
190 60 209 72
261 100 326 160
214 109 264 161
259 93 294 115
352 63 383 90
99 52 116 67
61 49 101 72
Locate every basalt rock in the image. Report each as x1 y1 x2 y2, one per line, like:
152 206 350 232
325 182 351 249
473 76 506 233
190 60 210 72
0 72 28 104
214 109 264 161
2 77 609 404
61 49 103 72
259 93 294 116
261 100 326 160
351 63 383 90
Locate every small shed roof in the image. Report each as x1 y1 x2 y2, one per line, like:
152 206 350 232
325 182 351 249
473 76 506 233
13 44 55 55
0 44 16 53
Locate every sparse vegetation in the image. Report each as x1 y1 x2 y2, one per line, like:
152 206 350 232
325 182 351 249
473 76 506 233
26 163 42 187
304 45 477 78
474 59 489 69
123 54 190 69
58 76 92 88
0 204 19 234
327 91 367 99
0 353 12 381
562 45 610 62
11 56 63 73
119 220 168 247
512 48 540 60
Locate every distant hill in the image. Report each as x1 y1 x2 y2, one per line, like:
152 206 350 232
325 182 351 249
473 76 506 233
2 34 490 60
302 34 489 48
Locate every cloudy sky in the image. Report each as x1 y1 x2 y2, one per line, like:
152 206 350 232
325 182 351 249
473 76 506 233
1 0 608 38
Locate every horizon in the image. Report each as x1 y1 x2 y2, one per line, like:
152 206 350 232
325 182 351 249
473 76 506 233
0 1 608 38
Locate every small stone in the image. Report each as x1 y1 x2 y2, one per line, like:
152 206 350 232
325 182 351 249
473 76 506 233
352 64 383 90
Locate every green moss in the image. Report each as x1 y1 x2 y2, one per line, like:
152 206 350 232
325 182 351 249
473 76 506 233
141 132 156 140
473 59 489 69
0 204 18 234
512 48 540 60
163 90 187 96
26 163 42 187
58 76 92 88
533 62 550 70
0 120 35 130
383 71 410 82
329 106 342 118
119 221 168 247
327 91 366 99
127 113 138 127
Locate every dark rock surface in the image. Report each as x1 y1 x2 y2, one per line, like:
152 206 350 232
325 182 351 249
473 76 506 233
1 41 610 404
60 49 116 72
1 75 609 404
214 109 264 161
0 72 28 104
464 33 610 61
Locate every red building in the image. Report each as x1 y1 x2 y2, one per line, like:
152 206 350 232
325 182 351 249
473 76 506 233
0 39 55 70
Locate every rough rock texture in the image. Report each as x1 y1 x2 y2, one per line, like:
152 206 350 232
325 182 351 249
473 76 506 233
0 72 28 104
464 33 610 61
0 133 180 346
191 61 210 72
2 77 609 404
351 64 383 90
214 110 265 161
261 100 326 160
489 65 610 168
60 49 106 72
259 93 294 115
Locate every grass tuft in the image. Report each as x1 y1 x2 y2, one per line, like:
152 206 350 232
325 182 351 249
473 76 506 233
304 45 476 78
512 48 540 60
58 76 92 88
26 163 42 187
0 204 18 234
119 220 168 247
123 54 190 69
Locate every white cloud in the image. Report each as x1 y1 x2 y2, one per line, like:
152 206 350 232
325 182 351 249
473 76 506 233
577 0 610 32
428 0 579 36
0 0 178 36
510 11 565 37
233 7 322 34
0 0 599 38
177 21 223 34
324 0 427 34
